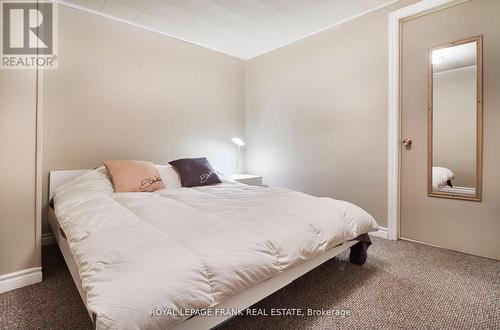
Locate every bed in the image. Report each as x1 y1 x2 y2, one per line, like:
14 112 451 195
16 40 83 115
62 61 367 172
48 166 378 329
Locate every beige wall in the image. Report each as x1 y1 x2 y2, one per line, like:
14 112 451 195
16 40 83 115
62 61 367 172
41 6 246 233
400 0 500 260
245 0 417 228
0 69 38 275
433 66 477 187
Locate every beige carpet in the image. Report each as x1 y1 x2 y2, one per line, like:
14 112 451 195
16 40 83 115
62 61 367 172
0 237 498 329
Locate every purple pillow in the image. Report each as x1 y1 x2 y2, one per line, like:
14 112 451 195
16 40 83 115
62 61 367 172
169 157 222 187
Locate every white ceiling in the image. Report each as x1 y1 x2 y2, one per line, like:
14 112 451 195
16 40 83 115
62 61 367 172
58 0 396 59
433 42 477 73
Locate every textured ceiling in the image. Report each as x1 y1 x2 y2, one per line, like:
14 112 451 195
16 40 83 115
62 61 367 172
58 0 396 59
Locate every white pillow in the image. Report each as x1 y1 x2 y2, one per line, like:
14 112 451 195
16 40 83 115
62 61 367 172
155 165 182 189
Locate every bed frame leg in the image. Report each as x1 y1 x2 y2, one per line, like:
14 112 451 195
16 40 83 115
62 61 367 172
349 233 372 265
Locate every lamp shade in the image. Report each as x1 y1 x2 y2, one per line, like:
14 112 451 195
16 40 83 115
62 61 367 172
232 137 245 146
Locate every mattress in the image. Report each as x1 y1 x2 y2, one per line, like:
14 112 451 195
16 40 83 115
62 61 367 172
53 167 378 329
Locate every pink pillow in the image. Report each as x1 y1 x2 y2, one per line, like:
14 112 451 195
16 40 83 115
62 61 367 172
103 160 165 192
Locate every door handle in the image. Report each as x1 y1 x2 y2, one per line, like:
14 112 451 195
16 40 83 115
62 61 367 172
402 138 412 148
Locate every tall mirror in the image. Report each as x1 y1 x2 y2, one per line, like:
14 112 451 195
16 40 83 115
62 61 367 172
428 36 482 201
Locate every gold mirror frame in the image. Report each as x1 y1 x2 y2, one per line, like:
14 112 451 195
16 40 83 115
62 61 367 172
428 35 483 201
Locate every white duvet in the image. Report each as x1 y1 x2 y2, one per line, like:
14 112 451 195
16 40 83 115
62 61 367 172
432 166 455 190
54 166 378 329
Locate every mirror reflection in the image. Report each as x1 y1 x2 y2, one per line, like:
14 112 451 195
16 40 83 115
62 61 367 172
429 37 482 200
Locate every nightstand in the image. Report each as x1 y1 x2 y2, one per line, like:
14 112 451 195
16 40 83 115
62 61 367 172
228 174 263 186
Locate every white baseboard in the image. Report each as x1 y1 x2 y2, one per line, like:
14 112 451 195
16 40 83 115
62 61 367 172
42 232 56 246
0 267 42 294
369 227 388 239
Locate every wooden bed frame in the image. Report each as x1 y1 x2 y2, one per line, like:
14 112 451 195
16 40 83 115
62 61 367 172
48 169 367 330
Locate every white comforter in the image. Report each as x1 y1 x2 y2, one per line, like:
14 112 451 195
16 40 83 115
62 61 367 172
432 166 455 190
54 167 378 329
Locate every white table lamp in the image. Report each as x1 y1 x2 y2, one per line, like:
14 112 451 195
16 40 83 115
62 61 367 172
232 137 245 174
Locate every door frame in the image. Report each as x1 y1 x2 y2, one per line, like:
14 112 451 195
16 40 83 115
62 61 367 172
387 0 468 240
